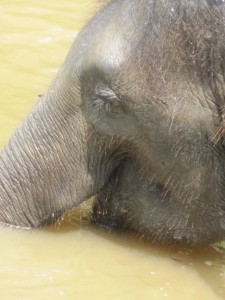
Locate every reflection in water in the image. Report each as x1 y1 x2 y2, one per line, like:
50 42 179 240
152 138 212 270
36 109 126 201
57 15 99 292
0 1 225 299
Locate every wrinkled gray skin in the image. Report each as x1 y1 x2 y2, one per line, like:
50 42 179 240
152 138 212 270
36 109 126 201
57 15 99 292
1 0 225 245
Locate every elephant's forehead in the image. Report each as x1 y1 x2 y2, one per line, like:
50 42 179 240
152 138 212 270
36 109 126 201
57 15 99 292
84 22 128 75
75 1 147 79
78 17 137 79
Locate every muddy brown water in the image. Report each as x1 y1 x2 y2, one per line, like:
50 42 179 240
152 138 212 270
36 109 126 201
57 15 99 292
0 1 225 299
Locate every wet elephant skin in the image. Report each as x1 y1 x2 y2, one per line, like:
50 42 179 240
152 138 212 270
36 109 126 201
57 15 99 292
1 0 225 246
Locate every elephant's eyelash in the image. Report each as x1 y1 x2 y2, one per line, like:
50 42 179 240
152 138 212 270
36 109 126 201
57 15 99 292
91 84 121 113
95 85 119 102
91 97 112 114
91 98 105 108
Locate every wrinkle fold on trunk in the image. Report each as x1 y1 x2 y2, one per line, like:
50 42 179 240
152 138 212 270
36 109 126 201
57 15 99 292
0 75 116 228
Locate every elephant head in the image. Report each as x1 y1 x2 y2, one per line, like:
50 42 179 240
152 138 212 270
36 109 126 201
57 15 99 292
1 0 225 245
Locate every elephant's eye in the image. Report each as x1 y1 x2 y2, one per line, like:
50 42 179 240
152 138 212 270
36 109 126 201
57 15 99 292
91 84 123 114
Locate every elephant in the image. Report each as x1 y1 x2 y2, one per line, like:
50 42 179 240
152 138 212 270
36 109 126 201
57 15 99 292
1 0 225 246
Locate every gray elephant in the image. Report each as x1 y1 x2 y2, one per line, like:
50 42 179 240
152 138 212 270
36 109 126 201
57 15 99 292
0 0 225 246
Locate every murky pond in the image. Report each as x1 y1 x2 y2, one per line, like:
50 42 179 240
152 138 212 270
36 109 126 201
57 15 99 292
0 1 225 299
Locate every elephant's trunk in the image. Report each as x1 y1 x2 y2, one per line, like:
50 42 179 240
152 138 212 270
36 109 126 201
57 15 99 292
0 75 114 228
